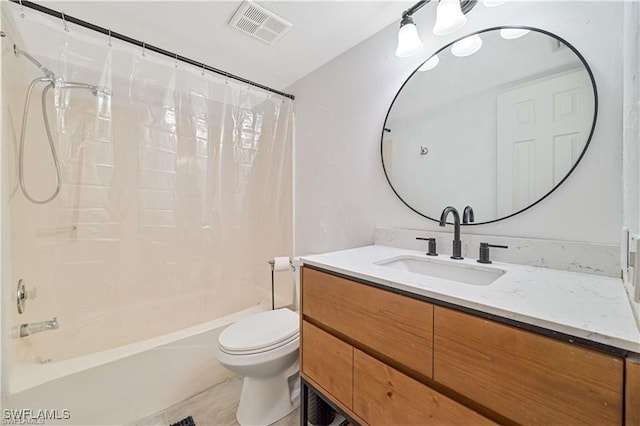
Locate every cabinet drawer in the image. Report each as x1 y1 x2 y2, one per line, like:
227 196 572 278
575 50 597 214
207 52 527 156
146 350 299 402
302 267 433 378
353 349 496 426
301 320 353 409
434 307 624 425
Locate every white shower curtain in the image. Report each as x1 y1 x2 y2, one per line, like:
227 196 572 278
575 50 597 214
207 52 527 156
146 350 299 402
4 9 293 363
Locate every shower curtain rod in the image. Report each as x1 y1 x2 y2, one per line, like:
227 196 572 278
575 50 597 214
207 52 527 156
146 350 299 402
8 0 296 100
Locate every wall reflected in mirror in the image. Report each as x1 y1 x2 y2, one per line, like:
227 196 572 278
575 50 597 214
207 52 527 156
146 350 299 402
382 27 597 224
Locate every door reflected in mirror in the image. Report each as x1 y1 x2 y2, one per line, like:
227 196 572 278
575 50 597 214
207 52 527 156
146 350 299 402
382 27 597 224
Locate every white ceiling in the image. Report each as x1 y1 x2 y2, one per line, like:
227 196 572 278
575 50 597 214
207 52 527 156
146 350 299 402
24 1 414 91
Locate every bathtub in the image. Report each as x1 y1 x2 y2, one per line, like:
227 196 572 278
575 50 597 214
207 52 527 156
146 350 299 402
2 306 264 425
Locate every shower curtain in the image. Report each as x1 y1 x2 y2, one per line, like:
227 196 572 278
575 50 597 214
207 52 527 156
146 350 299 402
3 8 293 364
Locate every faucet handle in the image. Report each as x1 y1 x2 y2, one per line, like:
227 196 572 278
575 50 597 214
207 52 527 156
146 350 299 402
416 237 438 256
477 242 508 264
463 206 475 224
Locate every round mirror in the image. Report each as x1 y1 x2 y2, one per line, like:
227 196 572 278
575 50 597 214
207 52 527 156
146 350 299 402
382 27 597 224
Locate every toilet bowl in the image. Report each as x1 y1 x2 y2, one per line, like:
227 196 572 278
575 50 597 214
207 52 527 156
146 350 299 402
217 308 300 426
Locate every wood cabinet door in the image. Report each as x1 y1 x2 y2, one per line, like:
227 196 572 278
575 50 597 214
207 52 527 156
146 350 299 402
301 320 353 409
353 349 497 426
302 267 433 378
434 307 624 425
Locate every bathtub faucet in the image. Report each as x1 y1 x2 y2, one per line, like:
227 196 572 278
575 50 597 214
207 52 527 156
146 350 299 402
19 317 59 338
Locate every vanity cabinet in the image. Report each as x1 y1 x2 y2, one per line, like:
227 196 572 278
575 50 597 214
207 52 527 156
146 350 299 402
300 266 629 426
301 266 493 425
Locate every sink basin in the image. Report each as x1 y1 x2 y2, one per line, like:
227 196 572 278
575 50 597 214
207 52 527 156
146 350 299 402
374 255 506 286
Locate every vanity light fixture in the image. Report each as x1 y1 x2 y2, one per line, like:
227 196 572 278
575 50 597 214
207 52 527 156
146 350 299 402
451 34 483 57
418 55 440 71
395 0 477 58
500 28 530 39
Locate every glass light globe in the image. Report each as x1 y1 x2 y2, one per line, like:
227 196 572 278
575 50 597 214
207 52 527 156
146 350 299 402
396 22 423 57
433 0 467 36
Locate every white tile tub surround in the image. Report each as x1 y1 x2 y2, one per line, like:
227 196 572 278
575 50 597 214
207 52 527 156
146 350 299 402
301 245 640 353
375 227 621 278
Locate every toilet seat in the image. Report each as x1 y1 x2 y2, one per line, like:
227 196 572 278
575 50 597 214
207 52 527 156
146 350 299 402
219 308 299 355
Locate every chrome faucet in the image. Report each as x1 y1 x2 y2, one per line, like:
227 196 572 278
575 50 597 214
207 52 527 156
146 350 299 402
439 206 463 259
19 317 59 338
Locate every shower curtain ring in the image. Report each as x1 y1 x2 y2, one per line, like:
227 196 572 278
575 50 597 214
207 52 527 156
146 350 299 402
108 29 112 47
201 63 205 76
19 0 25 18
174 53 178 68
61 11 69 32
142 42 146 57
225 72 229 85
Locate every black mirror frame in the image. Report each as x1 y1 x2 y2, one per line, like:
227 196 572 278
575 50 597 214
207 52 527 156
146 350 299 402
381 26 598 226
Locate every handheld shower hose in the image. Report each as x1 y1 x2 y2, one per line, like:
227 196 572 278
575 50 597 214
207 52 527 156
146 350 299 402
18 77 60 204
16 46 105 204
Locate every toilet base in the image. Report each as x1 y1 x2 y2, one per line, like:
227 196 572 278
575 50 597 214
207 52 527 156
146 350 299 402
236 360 300 426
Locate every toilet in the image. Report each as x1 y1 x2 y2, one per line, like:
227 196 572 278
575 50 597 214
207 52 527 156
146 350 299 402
217 259 302 426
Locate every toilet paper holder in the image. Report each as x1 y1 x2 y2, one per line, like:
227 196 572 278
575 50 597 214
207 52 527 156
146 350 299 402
268 257 294 310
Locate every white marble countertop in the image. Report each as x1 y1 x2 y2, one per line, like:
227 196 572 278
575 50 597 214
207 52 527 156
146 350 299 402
301 244 640 353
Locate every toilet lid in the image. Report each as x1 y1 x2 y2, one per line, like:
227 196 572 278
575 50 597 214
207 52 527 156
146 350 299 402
219 308 299 354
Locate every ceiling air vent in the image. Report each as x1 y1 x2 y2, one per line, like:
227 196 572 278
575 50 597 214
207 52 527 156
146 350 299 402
229 1 293 45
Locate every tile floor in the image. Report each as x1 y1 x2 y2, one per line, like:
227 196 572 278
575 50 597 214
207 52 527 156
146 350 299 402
131 376 300 426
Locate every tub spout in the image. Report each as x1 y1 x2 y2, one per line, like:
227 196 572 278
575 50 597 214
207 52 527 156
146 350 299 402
19 317 59 338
